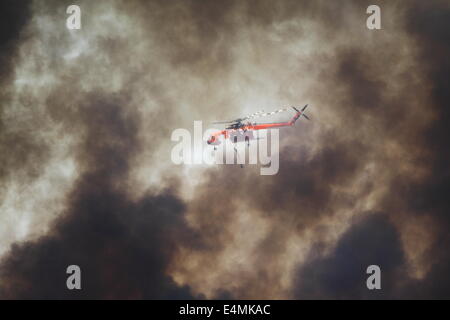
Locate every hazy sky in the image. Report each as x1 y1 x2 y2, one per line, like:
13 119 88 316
0 0 449 299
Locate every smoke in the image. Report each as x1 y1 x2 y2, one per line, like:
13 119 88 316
0 93 200 299
0 0 449 299
293 213 406 299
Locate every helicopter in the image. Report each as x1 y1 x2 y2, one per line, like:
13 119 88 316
207 104 310 148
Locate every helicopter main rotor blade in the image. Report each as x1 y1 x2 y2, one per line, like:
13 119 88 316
212 120 239 124
212 110 264 125
246 107 290 120
212 106 294 125
242 109 265 120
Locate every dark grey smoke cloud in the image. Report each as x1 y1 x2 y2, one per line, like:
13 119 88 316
293 213 405 299
0 1 31 82
0 93 199 299
0 0 42 183
292 0 450 299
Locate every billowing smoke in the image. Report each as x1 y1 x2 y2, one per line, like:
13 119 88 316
0 0 449 299
0 93 199 299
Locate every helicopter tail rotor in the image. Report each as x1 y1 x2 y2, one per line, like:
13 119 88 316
289 104 310 125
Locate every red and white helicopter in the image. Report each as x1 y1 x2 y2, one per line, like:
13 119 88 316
207 104 310 148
